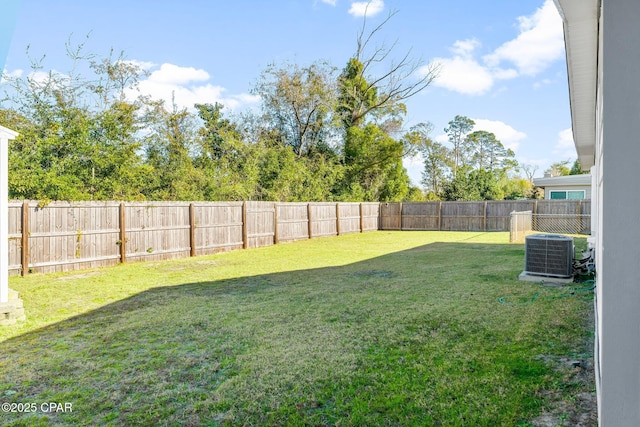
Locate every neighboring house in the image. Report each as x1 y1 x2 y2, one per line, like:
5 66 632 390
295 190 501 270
554 0 640 425
533 174 592 200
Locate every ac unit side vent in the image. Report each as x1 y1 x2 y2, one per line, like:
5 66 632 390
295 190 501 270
524 234 574 278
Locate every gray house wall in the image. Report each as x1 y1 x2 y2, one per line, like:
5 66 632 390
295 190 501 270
598 0 640 424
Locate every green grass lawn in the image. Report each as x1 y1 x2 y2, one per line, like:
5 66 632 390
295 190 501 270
0 231 595 426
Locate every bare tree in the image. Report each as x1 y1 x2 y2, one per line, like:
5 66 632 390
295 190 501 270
338 9 440 129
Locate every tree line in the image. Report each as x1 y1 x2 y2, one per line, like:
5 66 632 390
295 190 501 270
1 27 573 203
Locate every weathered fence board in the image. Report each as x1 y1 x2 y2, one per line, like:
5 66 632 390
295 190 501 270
310 203 338 238
246 201 275 249
125 203 191 262
380 203 402 230
440 201 485 231
338 203 362 234
194 202 244 254
276 203 310 242
401 202 440 230
360 203 380 231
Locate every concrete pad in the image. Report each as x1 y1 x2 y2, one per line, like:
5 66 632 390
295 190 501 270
519 271 575 286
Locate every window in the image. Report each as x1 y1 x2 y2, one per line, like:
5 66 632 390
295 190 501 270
549 190 585 200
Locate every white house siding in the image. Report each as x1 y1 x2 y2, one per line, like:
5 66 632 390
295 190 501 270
593 5 603 419
0 126 18 304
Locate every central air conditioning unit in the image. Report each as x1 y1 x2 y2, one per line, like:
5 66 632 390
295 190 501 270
524 234 574 278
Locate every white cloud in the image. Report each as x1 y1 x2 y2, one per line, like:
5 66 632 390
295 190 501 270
321 0 337 5
483 0 564 76
430 0 564 95
472 118 527 152
132 62 259 111
451 38 480 58
434 133 449 145
119 59 156 71
348 0 384 17
2 68 23 78
1 68 23 84
147 63 210 85
552 127 577 159
429 55 494 96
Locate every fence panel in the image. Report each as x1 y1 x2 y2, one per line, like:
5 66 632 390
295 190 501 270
194 202 243 254
536 200 590 215
361 203 380 231
277 203 310 242
440 202 485 231
26 201 121 274
246 201 275 249
310 203 337 238
401 202 440 230
533 214 591 235
380 203 402 230
125 203 191 262
338 203 362 234
486 200 535 231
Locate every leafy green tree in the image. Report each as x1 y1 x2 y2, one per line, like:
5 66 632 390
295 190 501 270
500 176 533 200
403 123 450 196
342 124 409 201
143 100 206 200
467 130 517 173
467 130 495 171
544 160 571 177
442 166 503 201
253 61 338 158
569 159 588 175
193 104 259 201
444 115 475 178
2 44 151 200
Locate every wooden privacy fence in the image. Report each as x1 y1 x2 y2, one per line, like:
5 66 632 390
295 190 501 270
7 199 589 275
379 200 590 232
7 201 380 275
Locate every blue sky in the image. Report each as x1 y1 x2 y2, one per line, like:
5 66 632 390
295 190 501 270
1 0 576 184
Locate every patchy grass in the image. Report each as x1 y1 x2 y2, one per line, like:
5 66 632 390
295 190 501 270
0 232 595 426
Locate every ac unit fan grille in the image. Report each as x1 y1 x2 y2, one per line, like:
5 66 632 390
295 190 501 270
524 235 573 278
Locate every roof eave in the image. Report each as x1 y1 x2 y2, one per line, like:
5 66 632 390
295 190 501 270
0 125 19 140
553 0 599 169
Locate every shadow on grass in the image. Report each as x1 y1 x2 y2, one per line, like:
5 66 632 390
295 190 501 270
0 241 595 427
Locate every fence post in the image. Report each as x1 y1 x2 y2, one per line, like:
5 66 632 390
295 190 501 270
119 203 126 263
577 199 582 234
189 203 196 257
242 201 248 249
307 203 313 239
483 201 488 232
21 201 29 276
398 202 403 230
336 203 341 236
273 202 279 244
359 203 364 233
438 201 442 231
